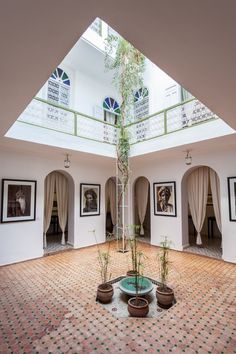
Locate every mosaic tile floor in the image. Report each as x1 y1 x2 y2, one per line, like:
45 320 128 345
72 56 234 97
0 242 235 353
184 234 222 260
44 233 73 255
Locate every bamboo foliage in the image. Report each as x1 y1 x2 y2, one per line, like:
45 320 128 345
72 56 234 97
104 35 145 245
93 230 112 284
104 35 145 190
104 35 145 126
158 237 172 290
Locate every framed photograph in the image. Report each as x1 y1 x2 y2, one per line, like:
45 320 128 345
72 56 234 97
227 177 236 221
1 179 37 223
153 181 177 217
80 183 100 217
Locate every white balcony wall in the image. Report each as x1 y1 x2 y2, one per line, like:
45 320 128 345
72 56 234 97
6 122 116 158
130 119 235 157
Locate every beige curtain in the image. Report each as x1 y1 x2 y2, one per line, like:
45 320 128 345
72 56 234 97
210 169 222 232
188 167 209 245
55 172 68 245
43 172 56 248
107 178 116 230
135 177 149 235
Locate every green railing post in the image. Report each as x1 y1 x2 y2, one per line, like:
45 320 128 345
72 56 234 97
74 113 77 136
164 109 167 134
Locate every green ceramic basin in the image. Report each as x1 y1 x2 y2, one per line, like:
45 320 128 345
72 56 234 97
119 276 153 296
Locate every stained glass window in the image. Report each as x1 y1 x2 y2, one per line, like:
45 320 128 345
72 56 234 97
134 87 149 120
102 97 120 126
47 67 70 107
103 97 121 115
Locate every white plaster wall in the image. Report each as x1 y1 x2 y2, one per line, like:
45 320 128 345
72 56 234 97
130 148 236 264
130 120 235 157
73 69 120 118
0 149 115 266
1 146 236 265
144 59 179 114
7 123 116 158
37 45 180 119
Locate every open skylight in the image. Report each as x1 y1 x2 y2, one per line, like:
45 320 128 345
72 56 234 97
6 17 235 157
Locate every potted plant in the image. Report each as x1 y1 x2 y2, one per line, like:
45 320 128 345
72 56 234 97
93 230 114 304
156 237 175 308
127 248 149 317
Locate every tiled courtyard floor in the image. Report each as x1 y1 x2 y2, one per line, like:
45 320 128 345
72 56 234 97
0 242 235 353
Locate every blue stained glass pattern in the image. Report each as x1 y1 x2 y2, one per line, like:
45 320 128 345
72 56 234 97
50 68 70 86
103 97 120 115
57 67 63 78
134 87 149 102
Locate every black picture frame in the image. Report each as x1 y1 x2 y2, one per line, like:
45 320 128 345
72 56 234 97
1 179 37 223
153 181 177 217
227 176 236 221
80 183 101 217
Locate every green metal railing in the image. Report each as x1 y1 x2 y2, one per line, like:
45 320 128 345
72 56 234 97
126 98 218 145
17 97 218 147
17 97 118 145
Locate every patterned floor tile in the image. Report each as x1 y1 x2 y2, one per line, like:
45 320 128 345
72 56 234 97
0 241 235 353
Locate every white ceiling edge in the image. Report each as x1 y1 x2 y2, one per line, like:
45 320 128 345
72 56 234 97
130 119 235 157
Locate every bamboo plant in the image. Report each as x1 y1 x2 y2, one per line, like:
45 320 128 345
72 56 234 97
158 236 172 290
104 35 145 250
156 236 174 308
93 230 112 287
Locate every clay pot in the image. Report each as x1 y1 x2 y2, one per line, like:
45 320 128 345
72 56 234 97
127 297 149 317
156 286 174 308
97 283 114 304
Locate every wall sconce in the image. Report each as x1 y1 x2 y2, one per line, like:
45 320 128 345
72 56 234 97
64 154 70 168
185 150 192 165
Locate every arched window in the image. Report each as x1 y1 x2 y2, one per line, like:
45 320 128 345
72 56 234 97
103 97 120 125
47 67 70 107
134 87 149 120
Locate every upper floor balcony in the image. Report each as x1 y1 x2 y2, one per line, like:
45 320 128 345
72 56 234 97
6 96 235 158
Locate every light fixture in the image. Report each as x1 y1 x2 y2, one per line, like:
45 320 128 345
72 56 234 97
185 150 192 166
64 154 70 168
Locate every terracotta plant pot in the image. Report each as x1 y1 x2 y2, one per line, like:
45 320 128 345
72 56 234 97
97 283 114 304
127 297 149 317
156 285 174 308
126 270 139 277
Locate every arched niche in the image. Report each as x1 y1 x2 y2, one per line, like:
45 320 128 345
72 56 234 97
133 176 151 241
105 176 116 236
181 165 222 258
43 170 75 251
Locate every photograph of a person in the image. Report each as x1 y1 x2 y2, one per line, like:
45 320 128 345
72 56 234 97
1 179 37 223
227 176 236 221
153 181 176 217
80 183 100 216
